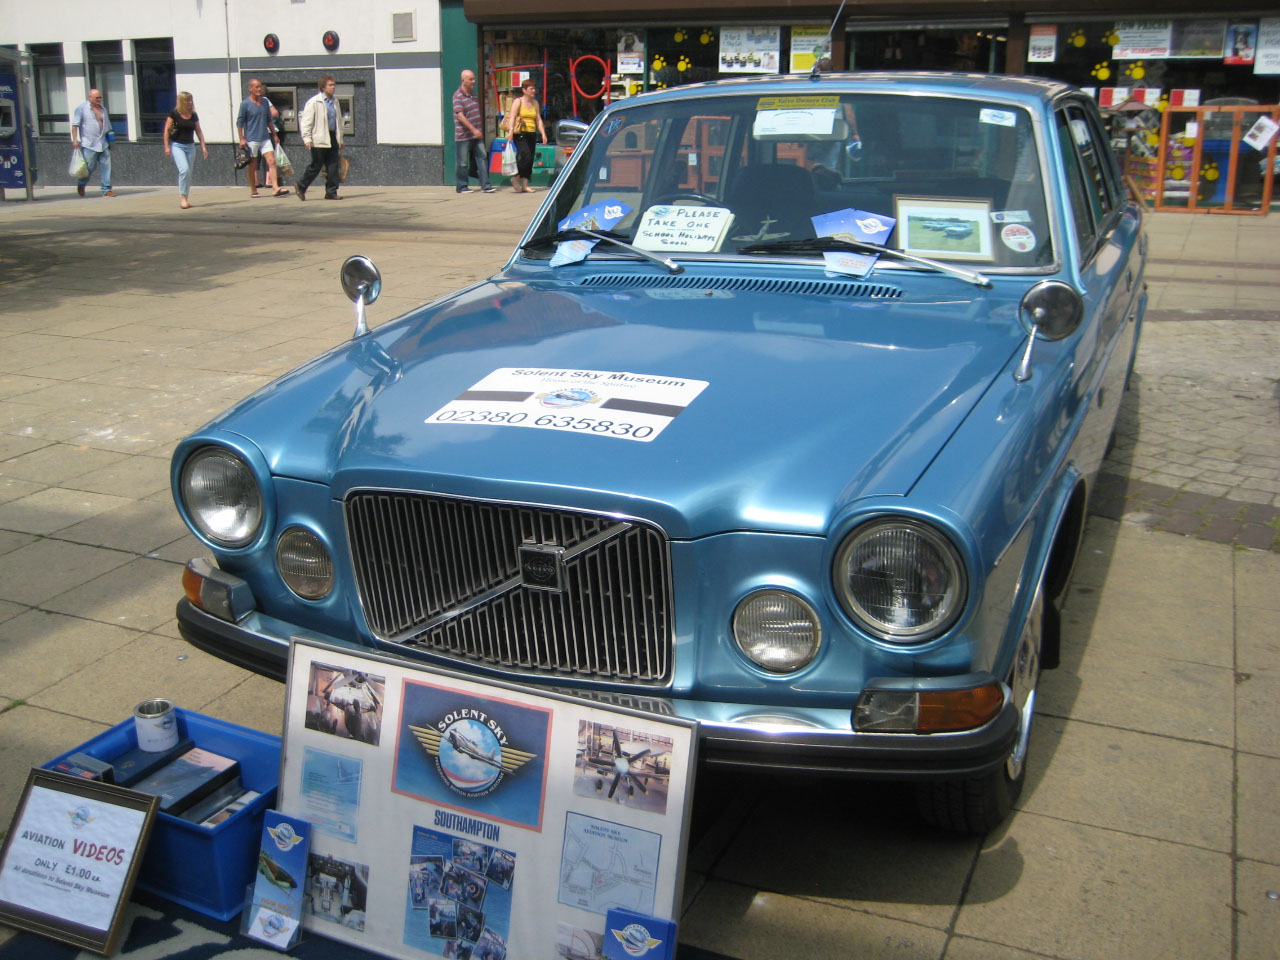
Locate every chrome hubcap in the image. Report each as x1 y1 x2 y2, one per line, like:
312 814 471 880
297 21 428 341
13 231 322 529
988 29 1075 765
1006 587 1042 781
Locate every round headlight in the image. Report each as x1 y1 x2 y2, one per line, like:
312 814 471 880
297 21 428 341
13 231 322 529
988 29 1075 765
732 590 821 673
277 527 333 600
833 519 966 643
180 447 263 547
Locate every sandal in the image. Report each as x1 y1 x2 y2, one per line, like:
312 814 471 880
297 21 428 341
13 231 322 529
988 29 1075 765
249 191 261 198
273 189 289 197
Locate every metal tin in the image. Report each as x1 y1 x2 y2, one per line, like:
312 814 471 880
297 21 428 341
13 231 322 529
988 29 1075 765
133 698 179 752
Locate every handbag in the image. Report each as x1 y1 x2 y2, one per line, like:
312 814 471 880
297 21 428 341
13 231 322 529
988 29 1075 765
501 141 518 177
339 154 351 183
68 147 88 179
275 144 293 176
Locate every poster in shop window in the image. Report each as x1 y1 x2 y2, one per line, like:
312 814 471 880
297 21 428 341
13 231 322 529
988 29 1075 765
280 639 697 960
719 26 780 73
1256 18 1280 75
1112 21 1173 60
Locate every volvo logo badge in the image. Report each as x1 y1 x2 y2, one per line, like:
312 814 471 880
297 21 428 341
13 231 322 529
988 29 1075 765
519 543 566 592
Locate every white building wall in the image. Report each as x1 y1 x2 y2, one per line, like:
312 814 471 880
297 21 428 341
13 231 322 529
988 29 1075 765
2 0 444 146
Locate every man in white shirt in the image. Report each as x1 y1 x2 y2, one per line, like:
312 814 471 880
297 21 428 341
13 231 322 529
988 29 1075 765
70 89 115 197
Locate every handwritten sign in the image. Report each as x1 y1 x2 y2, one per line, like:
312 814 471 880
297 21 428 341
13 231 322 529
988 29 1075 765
633 205 734 252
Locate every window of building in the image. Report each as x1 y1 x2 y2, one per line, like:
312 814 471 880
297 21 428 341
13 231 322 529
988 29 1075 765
30 43 68 136
85 40 125 119
135 38 176 138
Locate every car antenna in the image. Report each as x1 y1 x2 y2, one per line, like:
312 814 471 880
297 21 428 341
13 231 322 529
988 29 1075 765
809 0 848 81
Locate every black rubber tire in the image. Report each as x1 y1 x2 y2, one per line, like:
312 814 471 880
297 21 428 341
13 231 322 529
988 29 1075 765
914 764 1025 835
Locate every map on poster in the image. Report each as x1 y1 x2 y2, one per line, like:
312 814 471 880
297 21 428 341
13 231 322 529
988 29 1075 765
279 640 698 960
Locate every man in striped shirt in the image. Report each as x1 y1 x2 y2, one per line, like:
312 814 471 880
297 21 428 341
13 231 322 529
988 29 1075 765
453 70 495 194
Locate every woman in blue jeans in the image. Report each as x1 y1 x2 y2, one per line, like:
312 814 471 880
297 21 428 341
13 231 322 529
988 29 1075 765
163 92 209 209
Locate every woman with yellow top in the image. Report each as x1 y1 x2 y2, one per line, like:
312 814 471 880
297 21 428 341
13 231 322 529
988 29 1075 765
502 79 548 194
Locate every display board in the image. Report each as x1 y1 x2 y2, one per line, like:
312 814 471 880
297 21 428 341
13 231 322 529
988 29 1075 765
281 639 697 960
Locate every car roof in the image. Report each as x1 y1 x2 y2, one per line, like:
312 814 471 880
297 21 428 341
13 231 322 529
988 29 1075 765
617 71 1074 109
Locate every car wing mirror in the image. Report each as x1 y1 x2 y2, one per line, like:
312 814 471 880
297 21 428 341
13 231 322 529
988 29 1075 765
341 255 383 339
1013 280 1083 383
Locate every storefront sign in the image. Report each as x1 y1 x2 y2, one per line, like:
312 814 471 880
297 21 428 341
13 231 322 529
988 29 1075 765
1028 25 1058 63
789 26 831 73
617 30 645 75
1224 23 1258 65
1256 18 1280 75
1113 21 1172 59
719 26 780 73
0 770 158 955
281 640 698 960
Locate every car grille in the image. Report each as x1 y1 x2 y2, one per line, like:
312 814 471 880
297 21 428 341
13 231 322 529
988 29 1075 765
345 491 672 683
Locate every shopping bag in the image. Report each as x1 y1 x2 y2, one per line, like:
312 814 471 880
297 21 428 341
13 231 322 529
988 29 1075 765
275 144 293 176
68 147 88 179
501 141 517 177
338 154 351 183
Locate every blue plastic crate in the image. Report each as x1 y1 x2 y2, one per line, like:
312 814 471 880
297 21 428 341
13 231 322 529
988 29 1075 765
43 707 280 921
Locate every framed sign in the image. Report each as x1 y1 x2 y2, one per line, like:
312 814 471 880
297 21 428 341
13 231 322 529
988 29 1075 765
893 196 994 262
280 639 698 960
0 769 158 955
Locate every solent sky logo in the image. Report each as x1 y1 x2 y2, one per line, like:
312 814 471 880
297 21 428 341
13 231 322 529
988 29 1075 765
394 680 552 831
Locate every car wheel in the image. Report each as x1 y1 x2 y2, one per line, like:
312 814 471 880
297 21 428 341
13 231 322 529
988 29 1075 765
916 586 1042 834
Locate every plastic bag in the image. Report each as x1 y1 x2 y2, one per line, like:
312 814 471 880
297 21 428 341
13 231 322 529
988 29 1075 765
338 154 350 183
501 141 517 177
68 147 88 179
275 144 293 177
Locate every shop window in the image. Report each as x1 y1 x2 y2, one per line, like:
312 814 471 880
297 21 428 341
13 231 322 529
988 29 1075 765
135 38 176 138
85 40 125 118
29 43 68 136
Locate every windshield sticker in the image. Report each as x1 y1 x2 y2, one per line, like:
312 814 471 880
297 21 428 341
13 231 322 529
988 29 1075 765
990 210 1032 224
559 199 633 232
823 251 879 278
634 205 734 252
426 368 710 443
1000 223 1037 253
549 238 597 267
980 108 1017 127
811 207 896 245
753 107 837 137
756 95 839 111
602 116 626 136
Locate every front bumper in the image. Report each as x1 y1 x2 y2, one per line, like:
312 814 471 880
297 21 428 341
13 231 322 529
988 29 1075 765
177 597 1019 781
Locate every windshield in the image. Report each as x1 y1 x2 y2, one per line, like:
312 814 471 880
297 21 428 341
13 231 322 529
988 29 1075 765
530 91 1052 269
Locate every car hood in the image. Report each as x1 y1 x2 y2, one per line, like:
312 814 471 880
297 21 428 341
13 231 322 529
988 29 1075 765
210 275 1025 538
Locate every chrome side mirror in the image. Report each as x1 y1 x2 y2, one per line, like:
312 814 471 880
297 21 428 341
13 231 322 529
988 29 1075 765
340 255 382 339
1013 280 1084 383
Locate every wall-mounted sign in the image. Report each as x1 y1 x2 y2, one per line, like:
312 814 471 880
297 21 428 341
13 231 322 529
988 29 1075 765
280 639 698 960
323 31 340 53
1255 17 1280 74
1113 21 1173 60
719 26 780 73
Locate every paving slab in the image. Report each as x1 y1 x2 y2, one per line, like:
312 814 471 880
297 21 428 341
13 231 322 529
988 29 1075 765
0 608 143 701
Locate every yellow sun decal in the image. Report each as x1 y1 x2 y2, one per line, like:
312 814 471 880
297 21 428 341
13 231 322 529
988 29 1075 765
1168 162 1185 180
677 55 692 72
655 81 667 89
700 30 715 44
1125 61 1145 80
1144 131 1160 147
1201 160 1219 182
1157 94 1169 113
651 54 667 71
1102 30 1120 46
1091 62 1111 81
673 29 686 43
1069 29 1086 48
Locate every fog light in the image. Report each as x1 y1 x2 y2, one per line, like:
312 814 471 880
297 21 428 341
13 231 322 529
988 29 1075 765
854 681 1004 733
277 527 333 600
732 590 821 672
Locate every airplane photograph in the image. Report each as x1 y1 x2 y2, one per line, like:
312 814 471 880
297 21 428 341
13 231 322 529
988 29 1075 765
304 663 386 745
572 722 673 814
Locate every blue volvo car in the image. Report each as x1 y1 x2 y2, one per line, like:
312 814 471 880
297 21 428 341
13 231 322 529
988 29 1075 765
172 72 1146 833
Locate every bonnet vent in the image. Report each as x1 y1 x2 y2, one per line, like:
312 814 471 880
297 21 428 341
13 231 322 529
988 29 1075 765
578 274 904 299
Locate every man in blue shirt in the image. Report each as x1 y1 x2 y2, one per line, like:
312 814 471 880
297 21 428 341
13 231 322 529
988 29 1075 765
295 75 345 200
236 78 286 197
70 89 115 197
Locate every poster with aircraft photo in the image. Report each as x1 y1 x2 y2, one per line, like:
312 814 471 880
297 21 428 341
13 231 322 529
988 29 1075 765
279 639 697 960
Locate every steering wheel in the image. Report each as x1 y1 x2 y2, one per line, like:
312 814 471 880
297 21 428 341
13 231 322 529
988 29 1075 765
650 192 720 207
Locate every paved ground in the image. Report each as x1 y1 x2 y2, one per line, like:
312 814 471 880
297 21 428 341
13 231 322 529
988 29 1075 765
0 184 1278 960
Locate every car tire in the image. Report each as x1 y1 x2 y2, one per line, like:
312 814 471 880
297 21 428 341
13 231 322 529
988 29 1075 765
915 585 1043 835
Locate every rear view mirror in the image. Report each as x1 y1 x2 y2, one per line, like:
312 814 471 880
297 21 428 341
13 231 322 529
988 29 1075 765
340 256 382 338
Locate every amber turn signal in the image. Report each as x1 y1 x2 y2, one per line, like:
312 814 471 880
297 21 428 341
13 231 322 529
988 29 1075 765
917 682 1004 732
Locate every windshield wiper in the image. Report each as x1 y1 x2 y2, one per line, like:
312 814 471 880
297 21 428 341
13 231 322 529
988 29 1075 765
522 228 684 275
738 237 991 288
